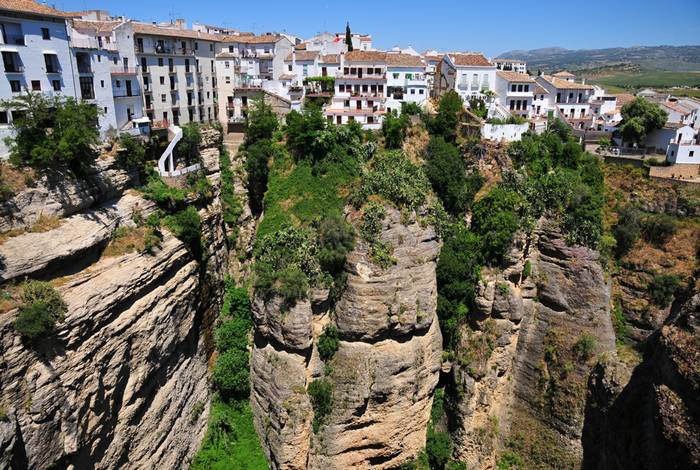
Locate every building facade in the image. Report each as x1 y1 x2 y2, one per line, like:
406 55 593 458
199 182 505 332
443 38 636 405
437 53 496 102
385 52 427 113
535 73 594 129
494 70 535 118
493 58 527 74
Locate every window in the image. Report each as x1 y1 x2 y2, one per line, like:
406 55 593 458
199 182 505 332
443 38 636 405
690 151 695 157
103 107 107 113
0 111 7 124
225 76 230 84
1 22 24 45
339 84 345 92
288 64 292 72
100 79 105 88
410 89 415 95
517 84 523 92
210 43 213 51
393 73 399 79
9 80 20 92
302 64 308 76
524 85 529 92
115 80 121 88
160 76 165 85
158 58 163 67
41 27 50 40
510 100 515 110
11 110 24 121
225 61 230 69
419 89 424 94
161 94 166 102
2 51 22 73
31 80 40 91
52 80 60 91
79 76 94 99
511 84 517 92
374 68 381 75
195 42 198 50
569 92 574 101
556 92 561 103
228 45 234 53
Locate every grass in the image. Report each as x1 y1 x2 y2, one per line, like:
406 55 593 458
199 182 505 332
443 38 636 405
586 70 700 91
256 151 358 238
101 226 147 258
29 214 62 233
191 399 267 470
0 285 21 314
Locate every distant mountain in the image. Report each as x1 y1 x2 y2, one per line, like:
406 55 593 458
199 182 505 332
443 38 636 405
496 45 700 72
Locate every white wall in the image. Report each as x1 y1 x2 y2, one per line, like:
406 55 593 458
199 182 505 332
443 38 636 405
482 123 529 142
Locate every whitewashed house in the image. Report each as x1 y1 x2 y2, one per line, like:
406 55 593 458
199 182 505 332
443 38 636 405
0 0 77 157
284 50 320 84
385 52 427 113
494 58 527 74
436 53 496 102
494 70 535 118
324 50 387 129
535 73 594 129
666 125 700 164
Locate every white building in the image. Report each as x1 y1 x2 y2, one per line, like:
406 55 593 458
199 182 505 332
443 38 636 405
133 22 220 126
324 50 387 129
385 52 428 113
589 86 619 131
69 18 144 137
284 50 320 84
535 73 594 129
494 70 535 118
0 0 77 157
493 58 527 74
437 53 496 102
300 32 346 55
666 125 700 164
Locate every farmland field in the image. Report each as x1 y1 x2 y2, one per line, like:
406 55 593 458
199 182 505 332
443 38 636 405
583 70 700 91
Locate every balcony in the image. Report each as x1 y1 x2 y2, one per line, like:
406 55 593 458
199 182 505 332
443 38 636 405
111 67 138 75
4 64 24 74
70 37 117 51
336 73 386 81
113 90 139 98
154 44 173 54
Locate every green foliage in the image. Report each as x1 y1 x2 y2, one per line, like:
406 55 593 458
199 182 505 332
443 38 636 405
648 274 680 308
317 324 340 361
426 426 452 470
613 205 642 257
3 93 99 174
612 299 628 342
382 110 410 149
353 150 430 211
212 349 250 401
572 334 596 362
177 122 202 165
316 215 354 277
471 187 521 265
427 91 463 142
308 378 333 432
245 139 276 216
522 260 532 279
162 206 202 255
141 170 187 211
619 97 668 145
487 115 527 125
425 136 483 215
191 400 267 470
469 98 488 119
13 281 67 340
118 133 147 170
245 99 278 144
219 148 243 241
345 21 353 51
360 201 396 268
436 226 483 350
401 101 422 116
496 450 524 469
641 213 677 246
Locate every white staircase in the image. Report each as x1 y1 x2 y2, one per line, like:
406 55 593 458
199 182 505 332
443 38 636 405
156 125 202 177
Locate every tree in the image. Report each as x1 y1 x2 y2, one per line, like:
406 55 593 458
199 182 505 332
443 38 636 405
3 93 99 174
382 110 409 149
245 98 278 144
471 187 522 265
345 21 353 52
245 138 275 215
619 97 668 146
177 122 202 165
118 133 147 170
212 349 250 400
428 91 463 142
13 281 67 340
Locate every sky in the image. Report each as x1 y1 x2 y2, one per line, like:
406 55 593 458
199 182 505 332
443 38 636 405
54 0 700 57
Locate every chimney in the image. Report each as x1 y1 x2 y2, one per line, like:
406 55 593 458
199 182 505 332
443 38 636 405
582 78 586 85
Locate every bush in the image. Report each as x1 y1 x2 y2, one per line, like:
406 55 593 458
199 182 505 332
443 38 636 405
426 426 452 470
316 215 354 277
212 349 250 401
317 324 340 361
162 206 202 255
471 187 521 265
427 91 463 142
382 110 410 149
522 260 532 279
141 171 187 210
245 139 275 216
245 99 278 144
572 334 596 362
307 378 333 432
215 317 251 353
3 93 99 174
177 123 202 165
219 148 243 239
13 281 67 340
401 101 422 116
497 450 524 469
118 133 147 170
641 213 677 246
648 274 680 308
613 205 642 257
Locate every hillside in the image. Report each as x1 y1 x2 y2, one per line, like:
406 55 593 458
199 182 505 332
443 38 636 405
497 45 700 72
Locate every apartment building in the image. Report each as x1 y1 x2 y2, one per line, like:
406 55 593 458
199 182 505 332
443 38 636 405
535 73 594 129
385 52 427 112
493 58 527 74
494 70 535 118
0 0 77 156
69 18 144 136
324 50 387 129
284 50 320 83
133 22 219 127
436 53 496 102
215 34 293 125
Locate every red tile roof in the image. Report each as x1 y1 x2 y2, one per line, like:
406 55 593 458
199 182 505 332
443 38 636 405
320 54 340 64
496 70 534 83
448 53 493 67
541 75 593 90
132 22 219 41
220 33 282 44
284 51 319 62
72 19 122 34
385 53 424 67
345 50 387 63
0 0 68 18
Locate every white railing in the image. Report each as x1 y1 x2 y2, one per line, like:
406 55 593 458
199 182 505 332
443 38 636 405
157 125 182 177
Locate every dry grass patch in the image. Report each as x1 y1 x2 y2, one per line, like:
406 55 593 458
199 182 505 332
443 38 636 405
0 284 22 314
29 214 62 233
101 226 147 258
0 163 36 194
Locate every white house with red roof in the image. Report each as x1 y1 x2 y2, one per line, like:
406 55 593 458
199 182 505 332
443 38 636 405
385 52 428 112
436 52 496 102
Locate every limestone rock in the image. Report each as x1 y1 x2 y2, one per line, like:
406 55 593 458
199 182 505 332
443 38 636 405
252 295 314 351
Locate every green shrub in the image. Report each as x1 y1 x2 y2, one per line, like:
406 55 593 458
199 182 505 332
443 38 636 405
13 281 67 340
316 215 355 277
219 148 243 240
426 426 452 470
0 405 7 422
360 201 386 243
496 450 524 469
307 378 333 432
143 227 163 253
522 260 532 279
215 317 251 353
245 99 278 144
401 101 422 116
611 300 628 342
382 110 410 149
212 349 250 401
141 171 187 210
648 274 680 308
471 187 521 265
245 138 275 216
118 133 147 170
317 324 340 361
426 90 463 142
162 206 202 255
641 213 677 246
177 123 202 165
614 205 642 257
572 334 596 362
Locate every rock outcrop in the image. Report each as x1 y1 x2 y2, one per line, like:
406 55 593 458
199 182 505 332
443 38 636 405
449 224 617 468
0 129 227 469
250 205 442 469
583 294 700 470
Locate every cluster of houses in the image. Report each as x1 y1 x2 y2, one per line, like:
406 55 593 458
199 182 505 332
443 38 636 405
0 0 698 174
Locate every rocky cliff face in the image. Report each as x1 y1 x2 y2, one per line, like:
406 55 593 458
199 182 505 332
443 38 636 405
250 205 442 469
0 132 226 469
583 294 700 470
449 223 617 468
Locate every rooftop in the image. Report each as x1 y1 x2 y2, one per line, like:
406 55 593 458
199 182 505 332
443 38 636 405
553 71 575 78
284 51 319 62
0 0 68 18
72 19 123 35
386 53 424 67
448 53 493 67
496 70 534 83
132 22 219 41
345 50 387 63
221 33 283 44
541 75 593 90
494 58 525 63
320 54 340 64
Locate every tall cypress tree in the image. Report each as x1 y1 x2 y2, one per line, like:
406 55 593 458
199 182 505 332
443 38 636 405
345 21 353 51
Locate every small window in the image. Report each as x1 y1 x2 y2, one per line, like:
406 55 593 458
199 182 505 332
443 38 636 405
410 89 415 94
195 42 199 50
9 80 20 92
160 76 165 85
288 64 292 72
41 28 50 40
31 80 41 91
52 80 60 91
0 111 7 124
116 80 121 88
690 151 695 157
100 80 105 88
103 107 107 113
97 55 101 62
393 73 399 79
161 94 166 103
210 43 213 51
419 89 424 94
158 58 163 67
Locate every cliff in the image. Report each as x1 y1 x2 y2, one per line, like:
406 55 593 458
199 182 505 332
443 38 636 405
250 204 442 469
0 130 226 469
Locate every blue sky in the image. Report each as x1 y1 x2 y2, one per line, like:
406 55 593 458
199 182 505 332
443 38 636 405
55 0 700 56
